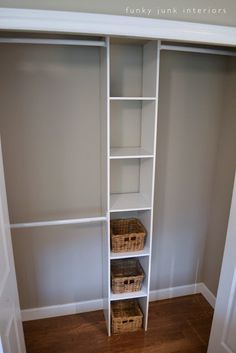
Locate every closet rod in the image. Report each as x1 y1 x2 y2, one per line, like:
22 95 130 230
0 38 106 47
10 216 107 229
160 44 236 57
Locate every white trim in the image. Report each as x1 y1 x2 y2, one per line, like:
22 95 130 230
0 212 10 296
21 298 104 321
0 8 236 47
4 313 14 349
197 283 216 308
0 337 3 353
151 283 216 308
149 283 201 301
221 268 236 350
21 282 216 321
3 313 22 353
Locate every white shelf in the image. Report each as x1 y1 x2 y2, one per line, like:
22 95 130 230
110 193 151 212
110 97 156 101
110 245 150 259
110 286 148 301
110 147 154 159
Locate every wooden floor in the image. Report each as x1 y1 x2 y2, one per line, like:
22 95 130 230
23 294 213 353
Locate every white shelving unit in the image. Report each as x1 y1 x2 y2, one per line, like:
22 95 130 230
103 37 161 335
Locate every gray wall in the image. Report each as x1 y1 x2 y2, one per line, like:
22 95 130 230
151 52 236 295
151 51 227 291
12 225 103 308
0 0 235 26
0 44 104 308
202 58 236 295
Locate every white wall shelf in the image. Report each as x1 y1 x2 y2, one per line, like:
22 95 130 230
110 193 151 212
110 147 154 159
110 97 156 101
110 246 150 260
110 287 148 301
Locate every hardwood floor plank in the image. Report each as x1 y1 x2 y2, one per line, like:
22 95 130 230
23 294 213 353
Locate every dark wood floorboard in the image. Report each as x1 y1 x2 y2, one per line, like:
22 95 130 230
23 294 213 353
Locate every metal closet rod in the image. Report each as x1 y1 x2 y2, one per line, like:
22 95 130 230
160 44 236 57
10 216 107 229
0 37 106 47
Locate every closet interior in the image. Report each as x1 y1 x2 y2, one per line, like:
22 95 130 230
0 34 235 336
153 44 236 298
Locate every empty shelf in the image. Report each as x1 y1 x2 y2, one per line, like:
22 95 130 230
110 97 156 101
110 193 151 212
110 147 154 159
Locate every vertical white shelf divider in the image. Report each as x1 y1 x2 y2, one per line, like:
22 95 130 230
106 36 111 336
101 36 111 336
104 38 161 335
143 40 161 330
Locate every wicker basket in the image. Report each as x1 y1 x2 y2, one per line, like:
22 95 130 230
110 218 146 253
111 259 144 294
111 300 143 334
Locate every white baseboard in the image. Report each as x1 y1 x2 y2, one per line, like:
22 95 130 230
21 298 103 322
149 283 202 301
198 283 216 308
21 282 216 321
150 282 216 309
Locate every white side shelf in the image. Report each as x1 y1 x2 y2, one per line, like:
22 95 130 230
110 193 151 212
110 286 148 301
110 245 150 259
110 97 156 101
110 147 154 159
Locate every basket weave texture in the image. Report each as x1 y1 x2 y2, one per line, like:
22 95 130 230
110 218 146 252
111 300 143 334
111 259 144 293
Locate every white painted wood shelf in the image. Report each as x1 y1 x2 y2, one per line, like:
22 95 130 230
110 286 148 301
110 97 156 101
110 245 150 259
110 147 154 159
110 193 151 212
